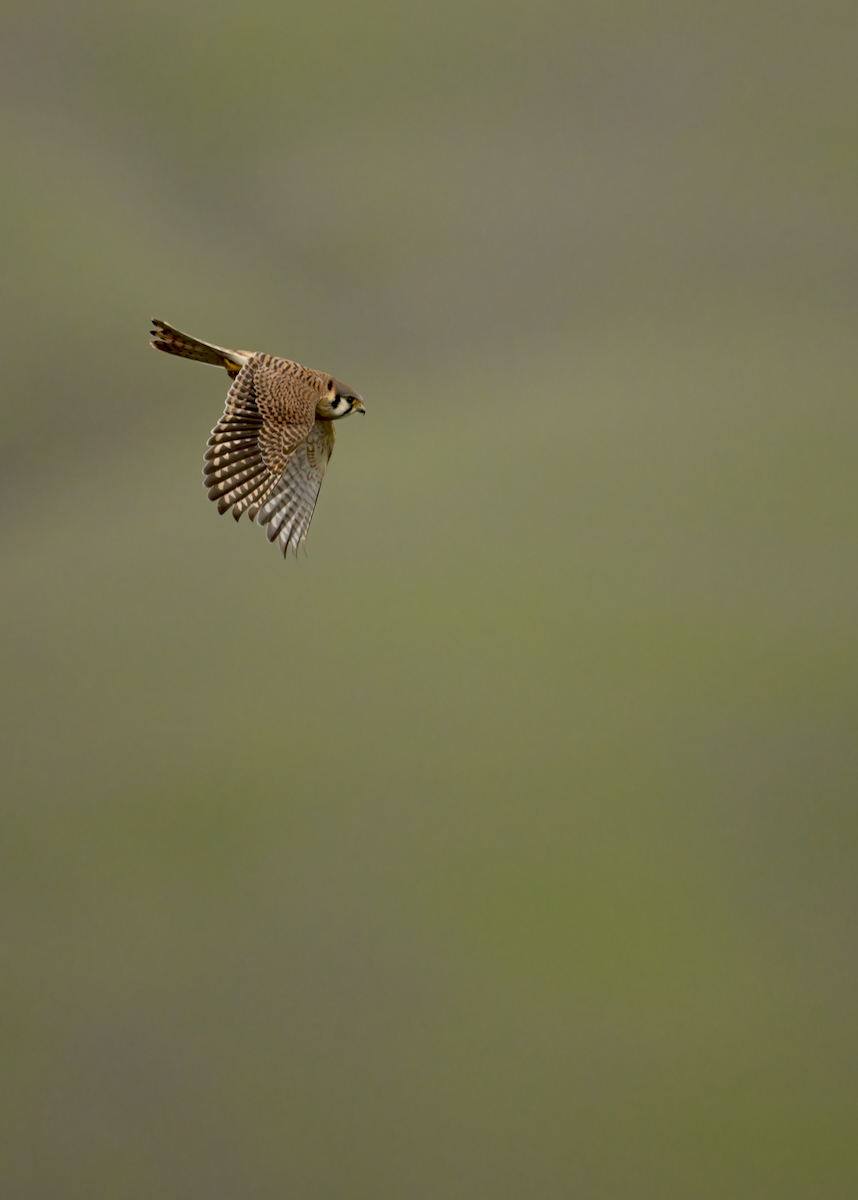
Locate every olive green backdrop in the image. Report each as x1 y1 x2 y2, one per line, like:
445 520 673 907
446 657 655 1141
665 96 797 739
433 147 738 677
2 1 857 1196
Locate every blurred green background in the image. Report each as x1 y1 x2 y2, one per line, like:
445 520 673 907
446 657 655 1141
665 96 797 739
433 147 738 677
2 1 857 1195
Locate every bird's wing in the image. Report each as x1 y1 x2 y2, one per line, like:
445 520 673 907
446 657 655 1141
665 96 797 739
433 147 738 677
255 420 337 557
203 355 319 523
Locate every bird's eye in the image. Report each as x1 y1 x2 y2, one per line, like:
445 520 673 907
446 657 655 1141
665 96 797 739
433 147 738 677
328 380 334 391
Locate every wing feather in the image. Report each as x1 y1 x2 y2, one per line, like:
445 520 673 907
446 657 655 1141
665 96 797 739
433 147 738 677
202 355 319 538
255 421 336 557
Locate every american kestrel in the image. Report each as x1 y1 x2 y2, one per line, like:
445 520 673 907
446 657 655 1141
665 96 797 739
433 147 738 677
150 319 364 558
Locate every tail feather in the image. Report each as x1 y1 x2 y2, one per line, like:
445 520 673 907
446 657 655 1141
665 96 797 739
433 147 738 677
150 318 254 379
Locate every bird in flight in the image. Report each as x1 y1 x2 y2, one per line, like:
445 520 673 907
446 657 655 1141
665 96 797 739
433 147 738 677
150 319 364 558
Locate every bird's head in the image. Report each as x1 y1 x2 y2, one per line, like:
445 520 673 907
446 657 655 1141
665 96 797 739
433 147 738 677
316 375 365 420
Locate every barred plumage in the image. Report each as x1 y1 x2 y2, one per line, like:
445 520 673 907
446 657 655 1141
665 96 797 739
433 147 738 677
150 319 364 557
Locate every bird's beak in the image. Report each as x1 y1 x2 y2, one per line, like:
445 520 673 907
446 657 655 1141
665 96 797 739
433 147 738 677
353 398 366 414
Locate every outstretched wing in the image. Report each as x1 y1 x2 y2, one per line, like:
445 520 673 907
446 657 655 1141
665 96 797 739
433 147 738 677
203 355 318 523
255 420 336 557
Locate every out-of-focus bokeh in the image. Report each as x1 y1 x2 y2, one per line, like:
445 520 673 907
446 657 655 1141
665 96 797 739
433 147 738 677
2 1 857 1195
